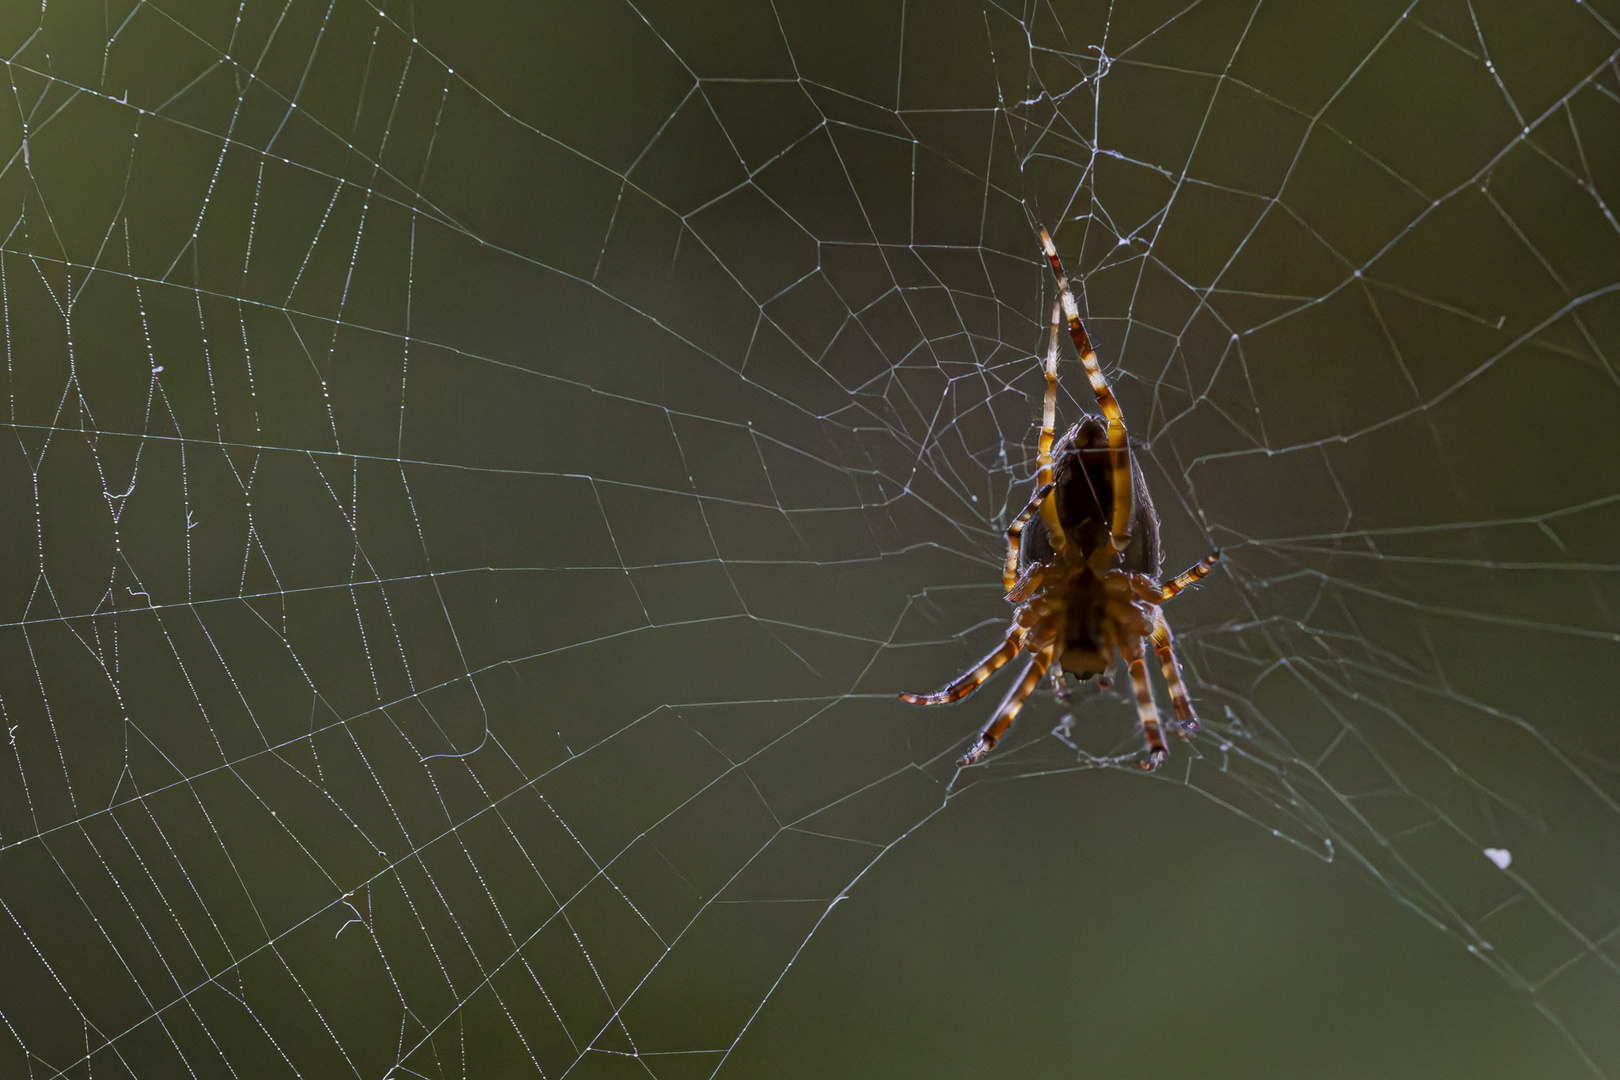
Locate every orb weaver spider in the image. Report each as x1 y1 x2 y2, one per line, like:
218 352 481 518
900 226 1220 771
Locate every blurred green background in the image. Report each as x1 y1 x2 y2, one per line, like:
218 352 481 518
0 0 1617 1076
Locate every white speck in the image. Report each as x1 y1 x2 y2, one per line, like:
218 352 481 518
1483 847 1512 870
152 365 163 373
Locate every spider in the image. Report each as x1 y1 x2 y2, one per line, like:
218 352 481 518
900 226 1221 771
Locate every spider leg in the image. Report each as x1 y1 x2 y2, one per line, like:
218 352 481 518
1150 612 1199 734
1003 482 1056 592
1119 634 1168 771
1039 226 1133 557
1035 298 1069 559
900 627 1026 706
1160 549 1222 602
1006 563 1045 604
958 645 1053 766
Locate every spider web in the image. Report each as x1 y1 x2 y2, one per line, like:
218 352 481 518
2 0 1619 1075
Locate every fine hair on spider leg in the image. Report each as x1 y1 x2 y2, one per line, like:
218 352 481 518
898 225 1222 771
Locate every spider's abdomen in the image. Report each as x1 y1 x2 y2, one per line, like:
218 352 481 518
1018 415 1161 577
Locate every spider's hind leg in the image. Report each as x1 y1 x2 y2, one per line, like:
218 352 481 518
1039 226 1133 557
1035 298 1068 560
1003 483 1055 593
1000 299 1071 590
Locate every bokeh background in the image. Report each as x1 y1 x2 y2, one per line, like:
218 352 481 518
1 0 1617 1076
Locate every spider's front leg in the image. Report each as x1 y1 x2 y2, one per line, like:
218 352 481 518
958 646 1053 766
899 626 1027 706
1117 633 1168 770
1150 612 1200 735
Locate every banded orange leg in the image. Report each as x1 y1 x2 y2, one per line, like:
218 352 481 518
958 645 1053 766
899 627 1027 706
1119 634 1168 770
1002 482 1055 592
1150 612 1199 734
1040 226 1133 558
1160 550 1221 601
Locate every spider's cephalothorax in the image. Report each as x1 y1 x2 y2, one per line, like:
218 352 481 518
899 227 1220 771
